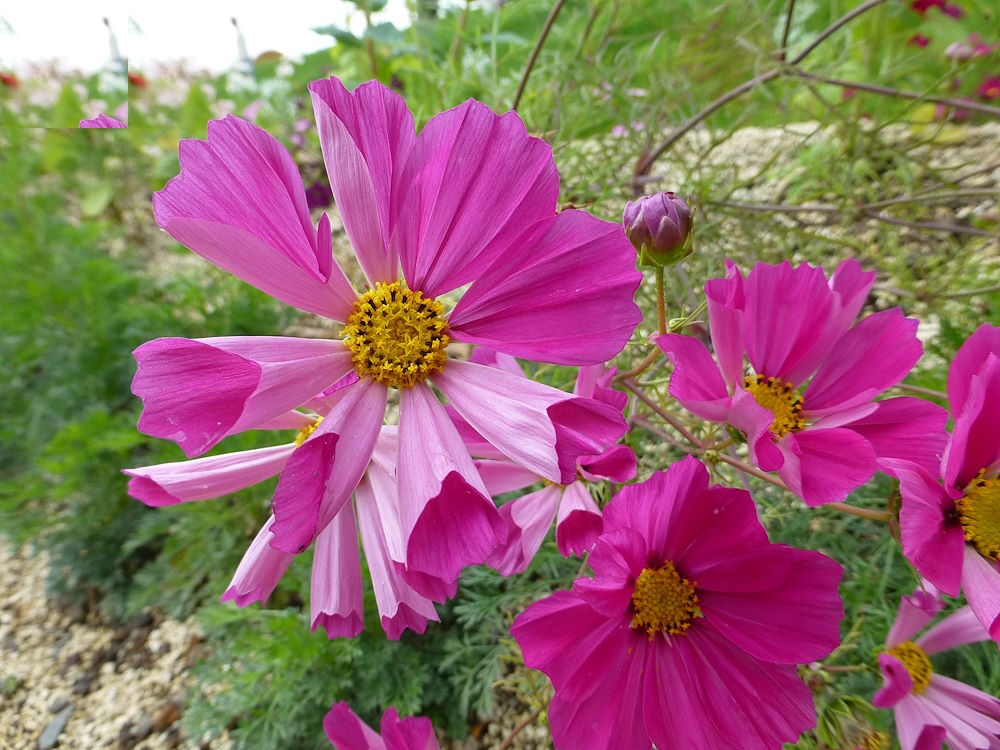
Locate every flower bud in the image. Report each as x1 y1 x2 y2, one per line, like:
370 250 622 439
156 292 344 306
623 192 693 267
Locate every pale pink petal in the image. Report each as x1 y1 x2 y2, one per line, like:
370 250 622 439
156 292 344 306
555 481 603 558
646 626 816 750
153 116 356 319
895 698 947 750
945 352 1000 491
577 444 636 483
310 502 364 638
873 652 915 708
743 260 834 380
474 459 540 495
851 397 949 475
961 546 1000 643
433 359 626 484
947 324 1000 423
270 379 387 553
324 702 386 750
446 405 507 461
468 346 525 377
255 410 315 430
356 471 439 639
379 707 441 750
887 586 945 648
918 606 992 654
132 336 352 457
895 460 965 597
927 674 1000 723
921 681 1000 749
124 444 294 506
704 259 746 390
775 428 877 505
220 516 294 606
804 309 922 415
487 486 561 576
655 333 733 422
393 100 559 298
398 384 504 599
449 210 641 364
310 77 415 284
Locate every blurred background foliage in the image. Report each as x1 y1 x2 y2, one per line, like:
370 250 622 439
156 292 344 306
1 0 999 747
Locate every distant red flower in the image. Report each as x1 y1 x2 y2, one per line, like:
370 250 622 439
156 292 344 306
0 72 18 89
908 34 931 48
910 0 962 17
977 75 1000 100
128 71 148 88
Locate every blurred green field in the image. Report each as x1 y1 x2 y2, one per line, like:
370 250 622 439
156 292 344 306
2 0 999 747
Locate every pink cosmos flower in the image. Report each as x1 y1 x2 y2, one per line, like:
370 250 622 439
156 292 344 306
655 258 948 505
873 585 1000 749
510 456 845 750
79 113 127 128
125 407 441 639
888 324 1000 642
978 76 1000 100
135 76 641 602
325 702 439 750
908 34 932 48
462 350 636 574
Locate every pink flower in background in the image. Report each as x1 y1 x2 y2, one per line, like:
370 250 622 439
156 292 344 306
908 34 931 48
655 258 947 505
511 457 844 750
968 34 998 58
978 76 1000 100
79 113 127 128
873 585 1000 750
888 324 1000 643
463 350 636 575
910 0 963 17
325 703 439 750
136 76 641 602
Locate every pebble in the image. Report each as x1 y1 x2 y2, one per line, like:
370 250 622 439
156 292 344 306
37 704 72 750
47 697 70 714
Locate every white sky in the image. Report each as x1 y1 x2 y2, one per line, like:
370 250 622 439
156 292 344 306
0 0 412 74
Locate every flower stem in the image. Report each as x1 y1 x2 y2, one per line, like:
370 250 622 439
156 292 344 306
825 502 891 523
655 266 667 335
512 0 568 111
497 707 545 750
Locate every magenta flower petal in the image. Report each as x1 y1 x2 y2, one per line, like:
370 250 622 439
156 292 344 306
433 359 626 484
945 351 1000 491
309 78 415 284
895 460 965 596
555 481 603 557
153 116 357 320
695 546 844 663
961 546 1000 642
704 259 746 389
574 363 627 412
379 707 440 750
655 333 733 422
394 100 559 298
488 486 561 575
918 606 992 654
324 702 385 749
270 379 387 553
852 397 949 476
448 210 641 365
948 324 1000 417
132 336 352 457
398 385 504 599
474 459 540 494
220 516 294 606
803 309 922 415
728 388 785 472
124 444 294 506
311 503 364 639
577 444 636 484
775 428 877 505
743 260 834 380
873 652 916 708
886 586 945 647
79 113 127 128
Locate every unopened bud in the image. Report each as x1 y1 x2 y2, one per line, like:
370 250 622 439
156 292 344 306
623 192 693 267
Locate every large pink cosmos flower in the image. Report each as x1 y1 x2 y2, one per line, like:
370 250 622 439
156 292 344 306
461 350 636 574
655 258 947 505
510 456 844 750
133 76 641 599
888 324 1000 643
873 585 1000 750
325 702 439 750
125 411 440 639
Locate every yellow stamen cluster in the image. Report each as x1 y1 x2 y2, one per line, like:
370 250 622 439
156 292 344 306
860 730 890 750
341 281 450 389
630 562 701 638
957 470 1000 560
294 416 324 447
887 640 932 695
743 374 805 438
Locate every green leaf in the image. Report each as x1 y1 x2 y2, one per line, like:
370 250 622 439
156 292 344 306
79 181 115 217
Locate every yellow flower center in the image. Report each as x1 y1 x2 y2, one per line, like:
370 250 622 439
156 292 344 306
294 416 323 447
630 562 701 638
341 281 450 389
956 470 1000 561
886 640 932 694
743 374 805 438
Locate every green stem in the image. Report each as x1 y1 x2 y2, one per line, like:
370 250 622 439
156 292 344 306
655 266 667 336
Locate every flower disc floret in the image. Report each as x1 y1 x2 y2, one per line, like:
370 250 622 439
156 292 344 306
342 281 450 389
294 416 323 447
630 561 701 637
743 374 805 438
956 470 1000 560
887 640 933 694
